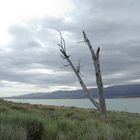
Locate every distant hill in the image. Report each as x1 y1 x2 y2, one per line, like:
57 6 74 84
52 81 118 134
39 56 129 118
6 84 140 99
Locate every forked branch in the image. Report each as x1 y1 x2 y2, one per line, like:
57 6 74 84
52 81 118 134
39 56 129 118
57 31 99 109
83 31 106 118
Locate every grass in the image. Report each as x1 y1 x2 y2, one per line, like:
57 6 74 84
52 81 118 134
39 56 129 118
0 99 140 140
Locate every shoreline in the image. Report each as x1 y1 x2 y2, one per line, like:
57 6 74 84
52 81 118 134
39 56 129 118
3 96 140 99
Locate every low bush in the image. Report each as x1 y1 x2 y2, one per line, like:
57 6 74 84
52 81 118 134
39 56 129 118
0 123 26 140
0 111 44 140
0 100 140 140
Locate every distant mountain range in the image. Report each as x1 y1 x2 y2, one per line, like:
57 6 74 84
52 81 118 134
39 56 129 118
6 84 140 99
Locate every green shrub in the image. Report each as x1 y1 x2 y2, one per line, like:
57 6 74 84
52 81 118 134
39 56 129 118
0 111 44 140
0 123 26 140
0 100 140 140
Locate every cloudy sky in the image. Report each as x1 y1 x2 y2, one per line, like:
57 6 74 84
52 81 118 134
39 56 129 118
0 0 140 97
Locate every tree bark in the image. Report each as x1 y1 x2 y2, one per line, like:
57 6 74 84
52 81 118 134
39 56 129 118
83 31 106 118
66 56 99 109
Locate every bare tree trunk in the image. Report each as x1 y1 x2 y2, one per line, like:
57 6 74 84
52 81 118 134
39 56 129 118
57 30 99 109
58 30 107 118
66 56 99 109
83 31 106 118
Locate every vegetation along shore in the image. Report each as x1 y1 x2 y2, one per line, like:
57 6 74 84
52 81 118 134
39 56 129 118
0 99 140 140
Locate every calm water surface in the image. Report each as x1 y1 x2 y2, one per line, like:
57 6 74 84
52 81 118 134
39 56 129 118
6 98 140 113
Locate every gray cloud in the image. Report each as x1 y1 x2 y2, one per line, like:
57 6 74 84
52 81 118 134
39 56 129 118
0 0 140 96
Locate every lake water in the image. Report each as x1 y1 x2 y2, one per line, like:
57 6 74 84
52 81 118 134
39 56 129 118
6 98 140 113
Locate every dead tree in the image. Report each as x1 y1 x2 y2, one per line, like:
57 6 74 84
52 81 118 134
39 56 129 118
83 31 106 117
57 30 99 109
57 30 106 118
